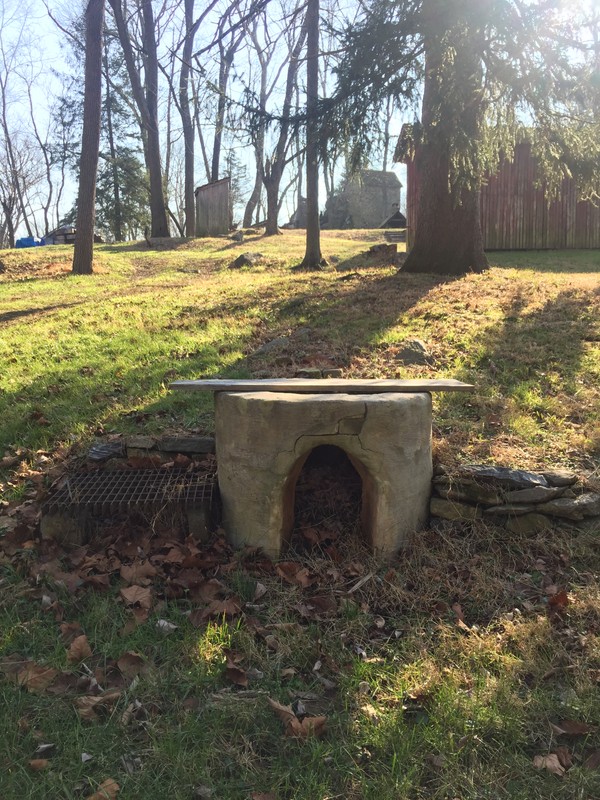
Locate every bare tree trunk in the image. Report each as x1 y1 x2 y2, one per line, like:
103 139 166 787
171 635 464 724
1 198 15 248
298 0 322 269
404 139 487 275
211 22 244 183
26 87 53 236
264 166 281 235
243 156 264 228
180 0 196 236
103 41 123 242
262 20 307 235
242 17 268 228
192 74 211 183
141 0 169 237
0 91 33 238
109 0 170 237
73 0 105 275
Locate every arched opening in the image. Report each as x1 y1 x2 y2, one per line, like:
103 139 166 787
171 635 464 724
286 445 367 556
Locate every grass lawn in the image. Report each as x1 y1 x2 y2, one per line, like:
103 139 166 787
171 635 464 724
0 231 599 799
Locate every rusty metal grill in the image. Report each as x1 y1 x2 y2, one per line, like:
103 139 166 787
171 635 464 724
43 469 216 516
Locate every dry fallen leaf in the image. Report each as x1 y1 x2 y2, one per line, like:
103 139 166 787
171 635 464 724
119 585 152 609
67 635 93 664
75 696 105 722
554 746 573 769
190 578 227 603
28 759 50 771
280 667 297 679
223 652 247 686
119 562 157 585
267 697 296 726
60 622 84 644
550 719 596 736
267 697 327 739
254 582 267 600
251 794 277 800
583 750 600 770
548 590 569 612
533 753 566 777
288 715 327 739
17 663 59 693
199 597 241 621
86 778 120 800
225 664 248 687
34 743 56 757
276 561 314 588
75 691 121 722
116 652 147 680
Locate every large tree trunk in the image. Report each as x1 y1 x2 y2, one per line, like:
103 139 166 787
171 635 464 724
73 0 105 275
403 139 487 275
298 0 322 269
403 13 488 276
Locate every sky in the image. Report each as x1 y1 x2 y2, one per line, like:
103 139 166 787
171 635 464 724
2 0 407 240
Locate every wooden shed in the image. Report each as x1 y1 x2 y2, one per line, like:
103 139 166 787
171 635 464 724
195 177 231 237
400 140 600 250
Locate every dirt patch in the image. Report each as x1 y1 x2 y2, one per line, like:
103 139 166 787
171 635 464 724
0 252 72 281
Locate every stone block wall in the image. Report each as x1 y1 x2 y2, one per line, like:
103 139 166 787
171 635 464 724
430 464 600 533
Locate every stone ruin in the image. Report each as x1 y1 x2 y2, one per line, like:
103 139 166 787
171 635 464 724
38 379 600 553
214 389 433 558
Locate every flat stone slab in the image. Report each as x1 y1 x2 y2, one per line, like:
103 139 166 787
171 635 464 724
171 378 474 394
459 465 549 490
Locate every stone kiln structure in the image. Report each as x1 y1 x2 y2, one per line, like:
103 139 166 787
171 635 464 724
171 378 473 557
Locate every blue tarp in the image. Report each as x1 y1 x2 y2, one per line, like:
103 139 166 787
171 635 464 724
16 236 45 248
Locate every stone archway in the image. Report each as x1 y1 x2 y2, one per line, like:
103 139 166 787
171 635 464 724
284 444 371 553
214 390 433 558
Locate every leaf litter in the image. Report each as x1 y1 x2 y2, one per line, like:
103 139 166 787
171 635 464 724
2 446 600 793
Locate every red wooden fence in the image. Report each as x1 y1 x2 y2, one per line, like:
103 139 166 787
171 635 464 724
404 142 600 250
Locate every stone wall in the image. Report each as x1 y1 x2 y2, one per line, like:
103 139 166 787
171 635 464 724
430 464 600 533
323 170 402 229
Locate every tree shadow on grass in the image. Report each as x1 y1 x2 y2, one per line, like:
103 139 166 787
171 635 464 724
435 284 600 464
0 302 85 324
0 266 458 455
472 286 598 398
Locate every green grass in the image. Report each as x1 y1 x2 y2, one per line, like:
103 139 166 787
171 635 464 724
1 232 599 799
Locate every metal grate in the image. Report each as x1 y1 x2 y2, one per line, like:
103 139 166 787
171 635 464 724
43 468 216 517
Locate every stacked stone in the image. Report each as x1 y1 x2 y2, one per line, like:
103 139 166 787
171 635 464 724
430 465 600 534
87 435 215 465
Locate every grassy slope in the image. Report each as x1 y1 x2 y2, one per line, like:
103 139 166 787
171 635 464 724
0 232 599 800
0 232 598 470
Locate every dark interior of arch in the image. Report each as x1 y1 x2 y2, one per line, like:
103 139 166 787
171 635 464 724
290 444 363 556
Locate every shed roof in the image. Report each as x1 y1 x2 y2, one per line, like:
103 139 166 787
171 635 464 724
195 176 231 195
